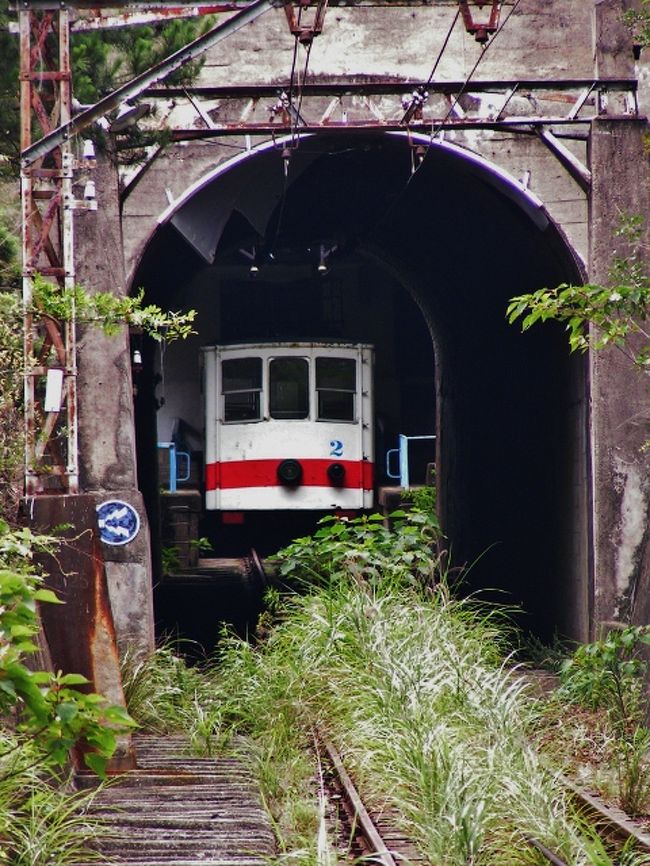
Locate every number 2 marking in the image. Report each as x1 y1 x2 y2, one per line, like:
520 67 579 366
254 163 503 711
330 439 343 457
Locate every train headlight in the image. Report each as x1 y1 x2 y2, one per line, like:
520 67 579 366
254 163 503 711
327 462 346 486
277 459 303 486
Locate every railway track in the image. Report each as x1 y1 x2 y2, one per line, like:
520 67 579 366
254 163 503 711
318 733 650 866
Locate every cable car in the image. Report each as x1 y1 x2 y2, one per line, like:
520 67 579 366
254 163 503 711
202 342 374 513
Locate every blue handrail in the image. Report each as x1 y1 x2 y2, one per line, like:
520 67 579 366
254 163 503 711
386 434 436 488
157 442 191 493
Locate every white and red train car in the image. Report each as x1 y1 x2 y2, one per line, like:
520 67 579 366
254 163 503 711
202 342 374 513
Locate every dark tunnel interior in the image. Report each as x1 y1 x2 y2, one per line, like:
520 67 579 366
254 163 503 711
131 133 587 648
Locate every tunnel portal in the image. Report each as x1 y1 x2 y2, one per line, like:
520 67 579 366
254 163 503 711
131 132 587 647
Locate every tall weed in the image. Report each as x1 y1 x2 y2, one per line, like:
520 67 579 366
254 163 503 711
208 513 631 865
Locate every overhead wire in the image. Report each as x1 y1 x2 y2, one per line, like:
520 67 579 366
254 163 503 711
426 6 460 87
429 0 525 142
367 0 526 238
268 3 319 258
400 5 460 125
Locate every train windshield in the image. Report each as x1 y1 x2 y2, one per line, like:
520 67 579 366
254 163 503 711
316 357 356 421
269 357 309 419
222 357 262 422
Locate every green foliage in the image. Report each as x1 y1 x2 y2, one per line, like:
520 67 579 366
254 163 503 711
402 480 438 514
559 626 650 714
0 2 19 177
624 1 650 49
507 215 650 367
559 626 650 815
0 260 196 518
0 731 105 865
0 519 136 778
274 509 441 589
0 287 21 522
29 274 197 341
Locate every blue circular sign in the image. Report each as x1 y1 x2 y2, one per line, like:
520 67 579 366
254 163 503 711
96 500 140 546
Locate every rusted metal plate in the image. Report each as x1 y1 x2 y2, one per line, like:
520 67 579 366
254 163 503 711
31 493 135 772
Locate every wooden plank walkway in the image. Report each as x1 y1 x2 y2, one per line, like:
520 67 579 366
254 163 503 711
76 734 276 866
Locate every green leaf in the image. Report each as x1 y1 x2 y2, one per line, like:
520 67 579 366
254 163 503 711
57 672 90 686
56 701 80 723
33 588 64 604
83 751 108 778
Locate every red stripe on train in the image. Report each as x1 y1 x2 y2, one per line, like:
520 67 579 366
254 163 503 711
205 459 374 490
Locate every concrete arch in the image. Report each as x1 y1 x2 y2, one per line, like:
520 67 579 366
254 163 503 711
132 132 584 281
130 130 589 642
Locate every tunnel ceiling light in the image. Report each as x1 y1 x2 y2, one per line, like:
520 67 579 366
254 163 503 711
239 244 262 276
317 243 337 275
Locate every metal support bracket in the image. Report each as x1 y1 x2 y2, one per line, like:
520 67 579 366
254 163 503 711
536 127 592 192
283 0 328 45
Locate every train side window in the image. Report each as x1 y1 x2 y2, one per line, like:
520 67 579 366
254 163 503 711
269 357 309 419
316 357 356 422
222 357 262 422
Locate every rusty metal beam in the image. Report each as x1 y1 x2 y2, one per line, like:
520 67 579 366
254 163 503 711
164 116 603 140
147 77 638 98
143 77 638 100
21 0 278 167
11 0 486 8
536 127 592 192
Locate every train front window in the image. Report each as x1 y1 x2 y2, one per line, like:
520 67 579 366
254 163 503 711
222 357 262 422
269 357 309 419
316 357 356 421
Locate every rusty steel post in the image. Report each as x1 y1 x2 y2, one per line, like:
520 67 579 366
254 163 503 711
20 5 79 496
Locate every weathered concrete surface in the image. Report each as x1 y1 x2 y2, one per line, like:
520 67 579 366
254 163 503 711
587 0 650 631
589 118 650 629
77 734 276 866
74 152 155 653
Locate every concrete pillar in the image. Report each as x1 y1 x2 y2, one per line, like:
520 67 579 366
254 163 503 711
74 149 154 654
589 0 650 630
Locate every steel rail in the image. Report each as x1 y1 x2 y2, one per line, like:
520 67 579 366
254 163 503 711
319 734 399 866
563 776 650 853
317 732 650 866
525 836 570 866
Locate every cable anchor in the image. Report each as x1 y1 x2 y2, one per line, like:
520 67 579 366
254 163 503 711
458 0 501 44
283 0 328 46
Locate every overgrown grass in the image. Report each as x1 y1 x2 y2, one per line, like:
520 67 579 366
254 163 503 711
533 627 650 817
0 732 104 865
211 578 592 864
202 513 650 865
118 512 650 865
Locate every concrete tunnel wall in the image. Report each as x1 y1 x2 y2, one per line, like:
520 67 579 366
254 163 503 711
128 131 589 641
